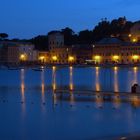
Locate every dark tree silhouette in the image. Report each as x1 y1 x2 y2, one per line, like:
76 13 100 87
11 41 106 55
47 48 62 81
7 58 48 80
0 33 8 40
31 35 48 50
61 27 75 45
5 17 137 47
78 30 93 44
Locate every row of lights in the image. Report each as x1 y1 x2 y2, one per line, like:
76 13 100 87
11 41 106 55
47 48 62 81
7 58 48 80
20 53 139 63
38 56 75 62
20 54 75 62
94 55 140 62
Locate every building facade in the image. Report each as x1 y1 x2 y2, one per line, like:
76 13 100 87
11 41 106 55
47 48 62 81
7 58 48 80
0 41 35 64
93 38 140 64
49 46 76 64
37 51 50 63
0 42 19 64
72 44 93 64
19 42 35 62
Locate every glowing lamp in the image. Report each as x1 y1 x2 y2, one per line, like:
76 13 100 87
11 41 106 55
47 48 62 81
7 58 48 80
52 56 57 61
132 38 137 43
128 34 132 37
68 56 74 62
113 55 119 60
20 54 26 61
39 56 45 61
94 55 101 60
132 55 139 60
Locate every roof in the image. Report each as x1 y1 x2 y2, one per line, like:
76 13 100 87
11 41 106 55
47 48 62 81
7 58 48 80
97 38 122 45
72 44 92 49
122 42 140 46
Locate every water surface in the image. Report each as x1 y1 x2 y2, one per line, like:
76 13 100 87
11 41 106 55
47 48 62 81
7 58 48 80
0 66 140 140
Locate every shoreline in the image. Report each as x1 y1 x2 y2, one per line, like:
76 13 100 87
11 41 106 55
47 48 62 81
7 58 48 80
1 63 140 68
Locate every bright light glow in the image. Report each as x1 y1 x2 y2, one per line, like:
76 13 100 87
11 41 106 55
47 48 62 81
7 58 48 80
95 67 99 71
94 56 101 64
52 56 57 61
53 66 56 71
132 55 139 60
113 55 119 60
39 56 45 61
94 55 101 60
134 67 138 71
128 34 132 37
114 66 118 71
20 54 27 61
132 38 138 43
68 56 74 62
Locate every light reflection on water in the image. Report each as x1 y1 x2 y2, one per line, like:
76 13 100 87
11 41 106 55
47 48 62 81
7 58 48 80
41 69 45 103
52 66 56 91
69 66 73 91
133 67 138 85
20 69 25 101
0 66 140 140
114 67 119 92
95 67 100 92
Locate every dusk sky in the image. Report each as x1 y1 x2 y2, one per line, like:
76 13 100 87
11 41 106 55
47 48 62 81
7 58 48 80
0 0 140 39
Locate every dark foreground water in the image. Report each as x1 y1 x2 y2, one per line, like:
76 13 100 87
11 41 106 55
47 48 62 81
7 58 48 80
0 66 140 140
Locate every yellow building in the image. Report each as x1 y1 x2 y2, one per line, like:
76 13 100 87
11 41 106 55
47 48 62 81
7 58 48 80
37 51 50 63
93 38 140 64
50 47 75 64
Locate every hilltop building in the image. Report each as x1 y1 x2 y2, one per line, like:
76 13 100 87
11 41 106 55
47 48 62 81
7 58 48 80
48 32 64 50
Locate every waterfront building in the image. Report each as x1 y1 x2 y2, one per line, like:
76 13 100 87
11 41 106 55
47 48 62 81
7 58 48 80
0 41 35 64
18 42 35 62
37 51 50 63
0 42 19 64
50 46 75 64
72 44 93 64
93 37 140 64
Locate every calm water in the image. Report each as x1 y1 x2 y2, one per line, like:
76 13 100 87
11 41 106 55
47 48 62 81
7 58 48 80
0 66 140 140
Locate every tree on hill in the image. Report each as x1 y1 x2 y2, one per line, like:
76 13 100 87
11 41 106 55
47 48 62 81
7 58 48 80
31 35 48 50
78 30 93 44
61 27 75 45
0 33 8 40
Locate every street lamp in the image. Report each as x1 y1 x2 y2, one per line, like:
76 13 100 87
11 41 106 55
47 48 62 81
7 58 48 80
132 38 138 43
68 56 74 62
38 56 45 63
20 54 27 61
132 55 139 60
94 55 101 64
113 55 119 63
52 56 57 61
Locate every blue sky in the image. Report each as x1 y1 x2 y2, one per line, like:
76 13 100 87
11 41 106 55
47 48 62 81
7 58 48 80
0 0 140 39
